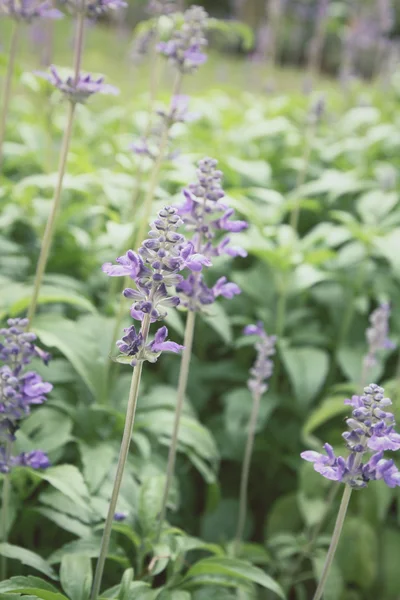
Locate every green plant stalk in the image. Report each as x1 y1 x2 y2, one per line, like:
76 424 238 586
271 275 288 390
289 119 316 233
311 484 352 600
27 9 86 324
91 316 151 600
0 22 21 169
1 440 12 580
135 71 183 246
234 388 262 555
156 309 196 542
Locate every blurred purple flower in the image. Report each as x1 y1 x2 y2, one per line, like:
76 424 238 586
37 65 119 104
244 321 276 396
363 302 395 371
0 0 62 22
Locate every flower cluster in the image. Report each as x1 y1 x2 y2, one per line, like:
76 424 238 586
363 302 395 371
243 322 276 396
175 157 247 311
0 0 62 21
148 0 176 16
37 66 119 104
103 206 208 365
0 319 52 473
302 384 400 489
58 0 126 17
131 95 196 161
157 5 208 73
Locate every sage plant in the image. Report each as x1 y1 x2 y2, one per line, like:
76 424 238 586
156 158 247 541
27 0 122 324
234 323 276 554
92 206 208 600
362 302 394 384
0 0 62 167
301 383 400 600
135 4 209 246
0 318 52 578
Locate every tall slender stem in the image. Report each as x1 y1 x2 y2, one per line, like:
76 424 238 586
91 315 151 600
27 101 76 323
1 440 12 580
312 485 352 600
0 22 20 169
156 310 196 542
234 389 262 555
289 120 316 233
27 10 85 324
135 71 183 247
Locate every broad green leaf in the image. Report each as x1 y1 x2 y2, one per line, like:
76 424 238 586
280 346 329 407
180 557 284 598
78 441 115 493
35 507 92 538
336 517 378 589
60 555 92 600
138 475 166 537
32 315 109 399
48 536 127 567
312 553 343 600
0 544 56 579
202 302 233 345
35 465 91 511
381 528 400 598
302 396 348 438
0 577 59 594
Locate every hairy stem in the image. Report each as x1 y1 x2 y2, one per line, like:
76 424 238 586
234 389 262 555
156 310 196 542
91 316 150 600
312 484 352 600
27 9 86 323
0 22 20 168
1 441 12 580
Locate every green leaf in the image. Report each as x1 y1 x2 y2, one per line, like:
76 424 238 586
336 517 378 589
60 555 92 600
138 475 166 538
280 346 329 407
35 465 91 511
180 557 284 598
48 536 127 567
312 553 343 600
32 316 109 399
35 507 91 538
381 528 400 598
202 303 233 345
302 396 348 439
0 544 57 579
78 441 116 493
0 577 59 594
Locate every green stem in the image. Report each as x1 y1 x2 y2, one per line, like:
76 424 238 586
91 316 151 600
272 278 287 390
0 22 20 169
27 9 86 324
312 485 352 600
289 120 316 233
234 389 262 555
156 310 196 542
27 101 76 324
1 441 12 580
135 71 183 247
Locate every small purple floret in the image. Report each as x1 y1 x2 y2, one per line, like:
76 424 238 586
37 65 119 104
244 322 276 396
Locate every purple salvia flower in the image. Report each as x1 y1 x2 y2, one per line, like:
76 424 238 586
363 302 395 370
113 511 127 521
157 5 208 73
103 206 205 365
176 157 247 311
244 322 276 396
0 0 63 21
0 319 52 473
301 384 400 489
37 65 119 104
58 0 126 17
